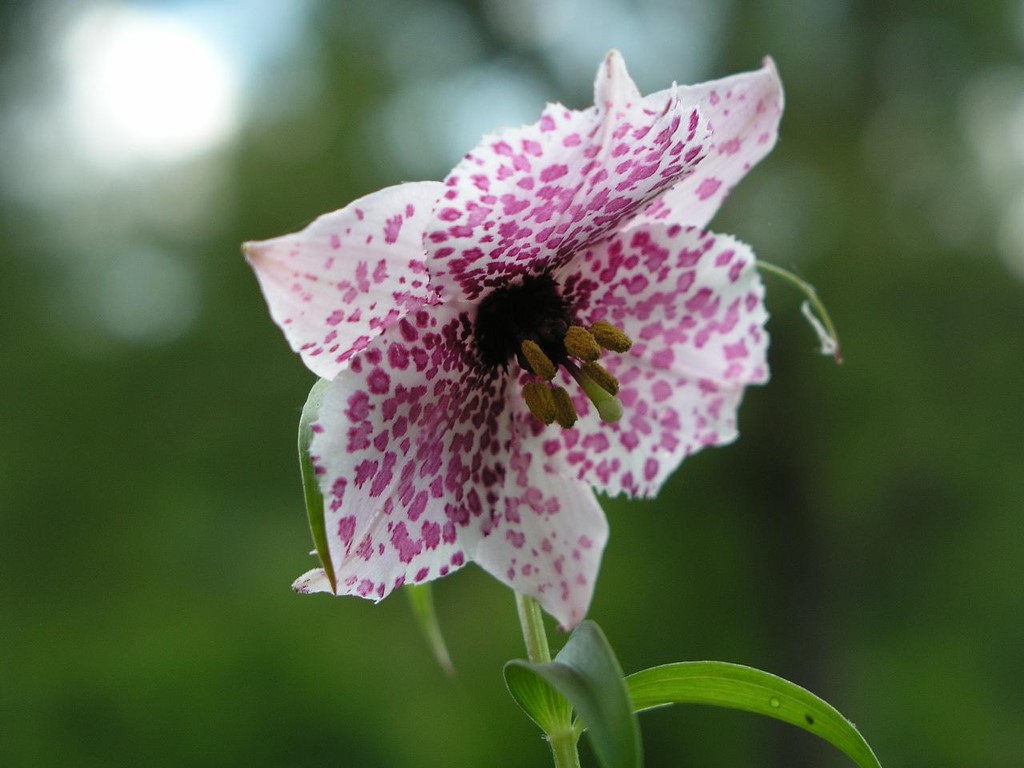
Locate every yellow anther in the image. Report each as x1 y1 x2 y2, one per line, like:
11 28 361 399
581 361 619 396
563 325 601 361
520 339 556 380
589 321 633 353
522 381 556 425
551 386 578 429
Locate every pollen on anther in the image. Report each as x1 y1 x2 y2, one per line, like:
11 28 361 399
590 321 633 353
520 340 557 380
551 386 578 429
522 381 556 425
564 325 601 361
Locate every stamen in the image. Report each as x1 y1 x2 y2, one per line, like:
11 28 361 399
476 273 633 428
568 363 624 424
581 361 619 396
589 321 633 353
550 386 578 428
563 325 601 361
520 340 557 381
522 381 556 425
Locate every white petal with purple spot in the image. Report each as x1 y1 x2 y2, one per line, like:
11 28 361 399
425 51 710 303
306 301 512 601
633 58 784 230
245 181 444 379
514 224 769 498
474 453 608 630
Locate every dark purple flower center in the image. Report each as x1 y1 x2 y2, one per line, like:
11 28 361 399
474 273 634 428
474 273 573 371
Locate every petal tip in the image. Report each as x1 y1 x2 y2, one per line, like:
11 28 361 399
594 49 641 109
760 55 785 109
604 48 625 68
241 240 264 264
292 568 334 595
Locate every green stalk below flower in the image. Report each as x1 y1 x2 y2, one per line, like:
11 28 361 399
515 593 581 768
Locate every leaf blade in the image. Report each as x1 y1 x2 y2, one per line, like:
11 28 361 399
404 584 455 676
505 621 641 768
504 663 570 735
627 661 881 768
298 378 335 591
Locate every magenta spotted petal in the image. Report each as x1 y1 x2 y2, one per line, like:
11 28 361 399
286 301 609 627
524 224 769 497
298 302 510 600
246 52 783 628
635 57 784 229
426 52 711 303
244 181 445 380
476 461 607 630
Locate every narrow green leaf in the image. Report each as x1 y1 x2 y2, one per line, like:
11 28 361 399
298 378 335 591
626 662 881 768
505 621 641 768
404 584 455 677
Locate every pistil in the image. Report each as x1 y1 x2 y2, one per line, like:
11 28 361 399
580 361 619 396
567 361 623 424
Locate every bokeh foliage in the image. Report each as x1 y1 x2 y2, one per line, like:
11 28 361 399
2 1 1023 766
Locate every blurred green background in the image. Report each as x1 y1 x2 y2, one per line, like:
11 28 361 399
2 0 1023 766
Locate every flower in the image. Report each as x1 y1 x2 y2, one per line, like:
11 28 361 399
244 52 783 629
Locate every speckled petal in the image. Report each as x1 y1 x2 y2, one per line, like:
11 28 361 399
292 568 332 594
519 223 768 498
245 181 445 380
425 51 710 303
633 58 784 230
474 455 608 630
304 301 514 602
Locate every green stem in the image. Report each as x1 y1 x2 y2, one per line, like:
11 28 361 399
516 591 553 663
548 732 583 768
756 259 843 363
515 593 581 768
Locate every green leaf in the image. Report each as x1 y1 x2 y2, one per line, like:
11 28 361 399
298 378 335 591
404 584 455 677
626 662 881 768
505 621 641 768
504 661 570 735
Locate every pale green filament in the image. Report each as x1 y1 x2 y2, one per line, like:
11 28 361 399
569 364 623 423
